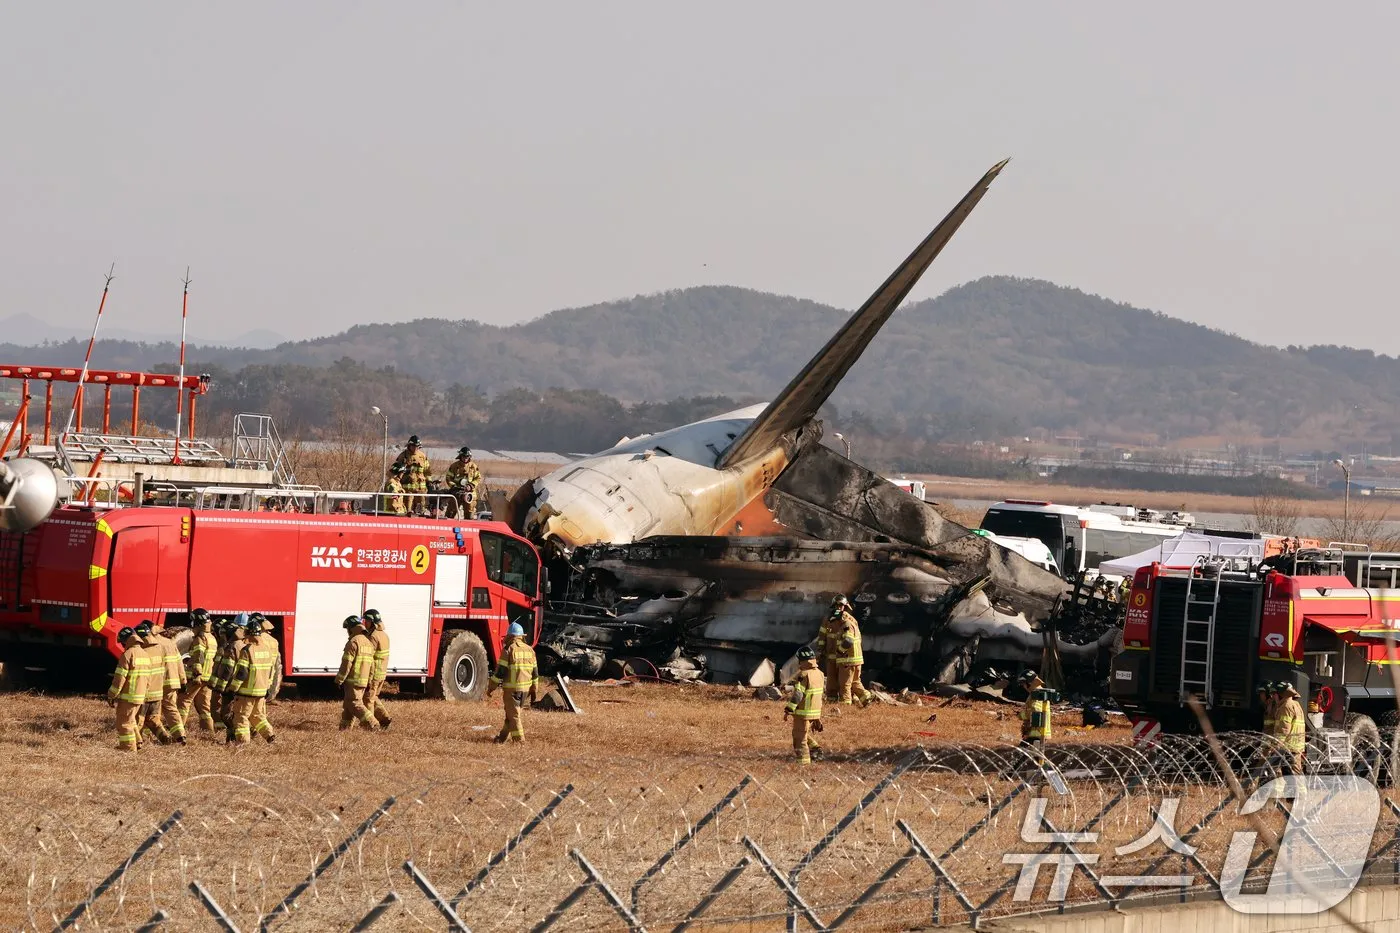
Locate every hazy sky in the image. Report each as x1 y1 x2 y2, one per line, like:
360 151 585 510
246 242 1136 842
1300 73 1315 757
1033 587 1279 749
4 3 1397 350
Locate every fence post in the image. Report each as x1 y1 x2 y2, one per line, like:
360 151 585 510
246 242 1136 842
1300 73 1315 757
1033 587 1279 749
451 784 574 909
55 810 183 931
260 796 397 931
631 775 752 912
403 861 471 933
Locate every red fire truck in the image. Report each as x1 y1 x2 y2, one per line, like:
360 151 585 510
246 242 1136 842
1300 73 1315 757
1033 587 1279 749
1110 547 1400 780
0 502 542 700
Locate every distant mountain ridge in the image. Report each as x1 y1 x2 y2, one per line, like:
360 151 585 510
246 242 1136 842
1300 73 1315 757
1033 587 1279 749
1 277 1395 447
0 313 286 350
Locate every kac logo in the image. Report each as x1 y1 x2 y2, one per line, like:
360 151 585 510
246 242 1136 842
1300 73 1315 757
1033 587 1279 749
311 545 354 569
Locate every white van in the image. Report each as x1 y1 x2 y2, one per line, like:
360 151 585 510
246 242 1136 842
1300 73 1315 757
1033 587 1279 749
972 529 1062 576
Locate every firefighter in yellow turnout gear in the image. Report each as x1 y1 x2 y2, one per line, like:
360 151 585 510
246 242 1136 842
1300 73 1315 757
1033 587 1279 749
134 621 169 745
179 609 219 733
445 447 483 519
107 626 153 751
382 463 408 516
229 613 277 744
814 598 847 700
336 616 379 731
830 598 870 706
394 435 433 515
362 609 392 729
488 623 538 743
1018 670 1054 766
150 619 188 744
1272 682 1307 776
212 616 248 740
784 647 825 764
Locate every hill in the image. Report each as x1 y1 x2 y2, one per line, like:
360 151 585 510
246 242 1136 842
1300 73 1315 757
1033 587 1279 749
3 277 1397 449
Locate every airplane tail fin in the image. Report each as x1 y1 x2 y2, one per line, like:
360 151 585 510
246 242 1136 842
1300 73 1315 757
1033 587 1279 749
716 159 1008 469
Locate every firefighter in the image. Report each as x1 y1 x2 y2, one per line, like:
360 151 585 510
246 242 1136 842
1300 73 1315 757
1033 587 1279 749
1257 680 1277 735
335 615 378 731
815 596 851 700
831 599 870 706
394 435 432 515
487 622 538 743
1018 669 1053 764
445 447 483 519
134 621 170 745
783 646 825 764
107 626 151 751
214 615 249 740
1273 682 1307 776
179 609 219 733
229 613 277 744
150 618 189 745
362 608 393 729
382 464 408 517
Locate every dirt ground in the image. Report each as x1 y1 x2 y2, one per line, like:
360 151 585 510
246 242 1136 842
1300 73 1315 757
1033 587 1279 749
0 680 1127 786
0 682 1135 931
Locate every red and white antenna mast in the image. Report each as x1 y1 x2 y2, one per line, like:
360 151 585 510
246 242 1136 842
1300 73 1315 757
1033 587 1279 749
62 262 116 442
173 268 191 464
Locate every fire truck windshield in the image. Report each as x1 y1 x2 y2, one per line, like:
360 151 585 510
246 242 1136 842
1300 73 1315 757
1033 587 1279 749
481 531 539 597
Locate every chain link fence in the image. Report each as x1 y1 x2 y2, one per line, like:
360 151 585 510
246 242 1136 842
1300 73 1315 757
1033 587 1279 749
9 734 1400 931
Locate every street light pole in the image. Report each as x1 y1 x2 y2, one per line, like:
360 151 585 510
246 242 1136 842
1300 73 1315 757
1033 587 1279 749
833 432 852 459
372 406 389 488
1333 457 1351 541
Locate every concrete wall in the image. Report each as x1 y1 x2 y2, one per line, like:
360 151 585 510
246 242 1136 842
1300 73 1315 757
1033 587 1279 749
953 885 1400 932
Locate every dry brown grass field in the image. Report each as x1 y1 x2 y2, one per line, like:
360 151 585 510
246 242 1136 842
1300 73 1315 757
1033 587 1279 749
6 683 1399 931
0 682 1145 931
911 475 1348 521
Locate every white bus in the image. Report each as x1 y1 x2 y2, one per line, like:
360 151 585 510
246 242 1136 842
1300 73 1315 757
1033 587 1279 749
979 500 1194 577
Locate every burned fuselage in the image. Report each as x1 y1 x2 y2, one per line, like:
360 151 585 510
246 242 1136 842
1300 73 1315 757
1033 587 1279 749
543 534 1116 688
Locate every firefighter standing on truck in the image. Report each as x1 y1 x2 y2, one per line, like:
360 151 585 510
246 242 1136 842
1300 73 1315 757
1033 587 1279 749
107 626 152 751
134 621 169 746
151 619 189 745
229 613 277 744
1018 669 1053 764
362 609 393 729
815 597 848 701
783 646 825 764
831 599 871 706
394 435 433 515
382 464 408 517
336 615 378 731
179 609 219 734
445 447 482 519
487 622 538 743
1273 682 1307 776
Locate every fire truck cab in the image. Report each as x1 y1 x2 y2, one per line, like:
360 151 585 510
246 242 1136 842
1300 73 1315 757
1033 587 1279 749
0 503 542 701
1111 547 1400 781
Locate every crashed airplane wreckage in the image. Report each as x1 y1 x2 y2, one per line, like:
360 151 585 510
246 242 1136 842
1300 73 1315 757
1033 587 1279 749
504 160 1124 690
538 448 1122 691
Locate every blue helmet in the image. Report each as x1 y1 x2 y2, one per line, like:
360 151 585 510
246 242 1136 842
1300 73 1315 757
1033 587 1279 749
507 622 525 638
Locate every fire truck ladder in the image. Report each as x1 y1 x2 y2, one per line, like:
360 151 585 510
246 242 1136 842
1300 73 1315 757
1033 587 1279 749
1179 556 1225 707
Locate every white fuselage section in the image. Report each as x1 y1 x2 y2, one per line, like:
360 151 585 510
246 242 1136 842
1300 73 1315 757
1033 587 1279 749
524 404 790 550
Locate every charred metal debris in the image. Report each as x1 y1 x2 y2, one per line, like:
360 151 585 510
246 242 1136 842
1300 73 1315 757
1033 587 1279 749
537 535 1127 699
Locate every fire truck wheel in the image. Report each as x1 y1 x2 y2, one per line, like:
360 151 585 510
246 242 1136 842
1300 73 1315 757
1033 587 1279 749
1345 713 1383 783
1379 711 1400 787
432 630 489 701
